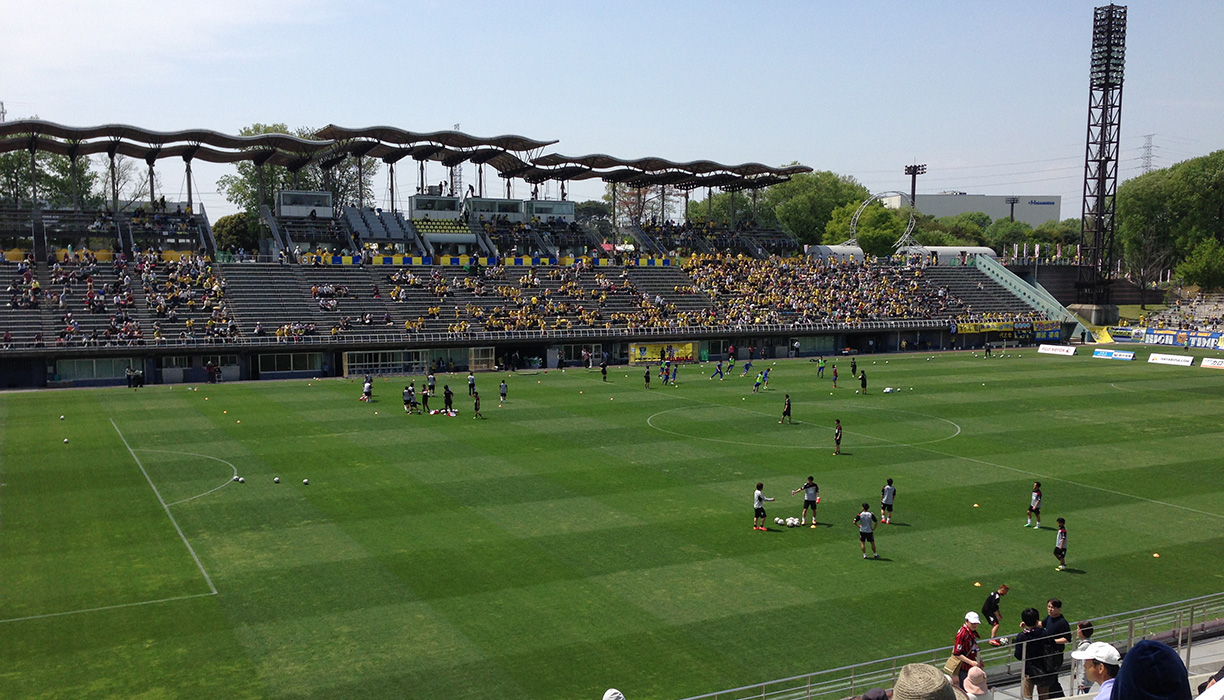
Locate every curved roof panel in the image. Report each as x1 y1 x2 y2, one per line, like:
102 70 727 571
0 120 333 152
530 153 812 178
314 125 556 152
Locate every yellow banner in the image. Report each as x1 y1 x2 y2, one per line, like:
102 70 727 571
629 342 694 364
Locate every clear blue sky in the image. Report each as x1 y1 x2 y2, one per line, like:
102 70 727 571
2 0 1221 222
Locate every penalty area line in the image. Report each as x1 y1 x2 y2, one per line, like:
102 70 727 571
110 419 218 595
0 592 215 625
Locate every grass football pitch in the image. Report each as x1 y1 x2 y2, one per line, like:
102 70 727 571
2 349 1223 700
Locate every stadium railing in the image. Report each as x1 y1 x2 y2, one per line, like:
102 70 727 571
1 319 960 354
677 592 1224 700
974 254 1088 338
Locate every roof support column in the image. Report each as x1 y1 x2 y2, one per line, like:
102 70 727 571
388 162 396 214
356 158 364 207
683 189 689 223
478 164 485 198
109 151 119 216
70 154 80 211
185 158 193 215
28 144 37 207
257 163 266 215
148 161 156 209
707 187 712 221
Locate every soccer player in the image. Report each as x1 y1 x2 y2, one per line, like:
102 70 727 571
403 385 413 413
499 379 508 403
753 482 775 531
473 391 484 419
710 360 723 380
752 372 763 393
779 394 792 424
427 371 436 396
670 362 677 385
421 387 431 413
854 502 878 558
831 364 838 388
851 357 857 376
467 371 476 396
1054 518 1068 571
1026 481 1042 528
762 367 770 389
360 378 373 402
644 365 651 389
792 476 819 526
817 357 825 378
443 384 454 412
601 361 608 382
833 418 843 455
983 584 1010 645
880 478 896 523
859 370 868 394
741 358 753 376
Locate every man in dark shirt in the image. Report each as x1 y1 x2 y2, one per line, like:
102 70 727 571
1042 598 1072 698
1015 606 1057 700
443 385 454 412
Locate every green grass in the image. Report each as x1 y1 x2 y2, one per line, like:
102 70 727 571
3 349 1224 700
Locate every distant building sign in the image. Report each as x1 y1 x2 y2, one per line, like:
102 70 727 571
1028 200 1056 205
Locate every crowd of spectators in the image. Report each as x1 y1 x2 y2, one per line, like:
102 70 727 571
1144 292 1224 332
682 254 962 327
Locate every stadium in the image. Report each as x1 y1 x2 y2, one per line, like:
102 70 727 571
4 4 1224 700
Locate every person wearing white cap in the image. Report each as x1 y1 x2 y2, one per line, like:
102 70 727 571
952 612 983 690
1070 642 1120 700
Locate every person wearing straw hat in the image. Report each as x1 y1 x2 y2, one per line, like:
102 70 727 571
890 663 968 700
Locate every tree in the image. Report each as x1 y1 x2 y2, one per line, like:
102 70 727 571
1118 172 1177 308
0 148 103 210
1029 218 1080 247
934 212 992 245
217 123 377 218
823 201 905 257
769 171 870 245
212 213 260 252
1176 238 1224 292
983 218 1032 254
604 183 678 226
574 199 610 219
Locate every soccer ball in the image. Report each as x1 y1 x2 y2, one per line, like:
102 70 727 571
775 517 784 525
274 477 280 484
59 415 65 420
232 475 239 482
238 477 245 484
63 438 69 444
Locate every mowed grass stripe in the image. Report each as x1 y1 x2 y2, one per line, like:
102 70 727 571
2 352 1224 700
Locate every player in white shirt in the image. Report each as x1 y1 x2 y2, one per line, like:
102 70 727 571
880 478 897 524
791 477 820 527
854 503 878 558
753 482 775 531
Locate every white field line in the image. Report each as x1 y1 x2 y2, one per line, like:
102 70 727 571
0 592 214 625
110 419 218 594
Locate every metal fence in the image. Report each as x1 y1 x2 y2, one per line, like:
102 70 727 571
678 593 1224 700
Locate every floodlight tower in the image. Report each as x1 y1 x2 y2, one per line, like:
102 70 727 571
904 163 926 208
1005 196 1020 222
1075 4 1126 317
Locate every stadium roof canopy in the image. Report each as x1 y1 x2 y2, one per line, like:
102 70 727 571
527 153 812 191
0 120 334 169
0 119 812 193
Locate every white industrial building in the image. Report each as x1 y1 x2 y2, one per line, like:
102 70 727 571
881 192 1062 228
